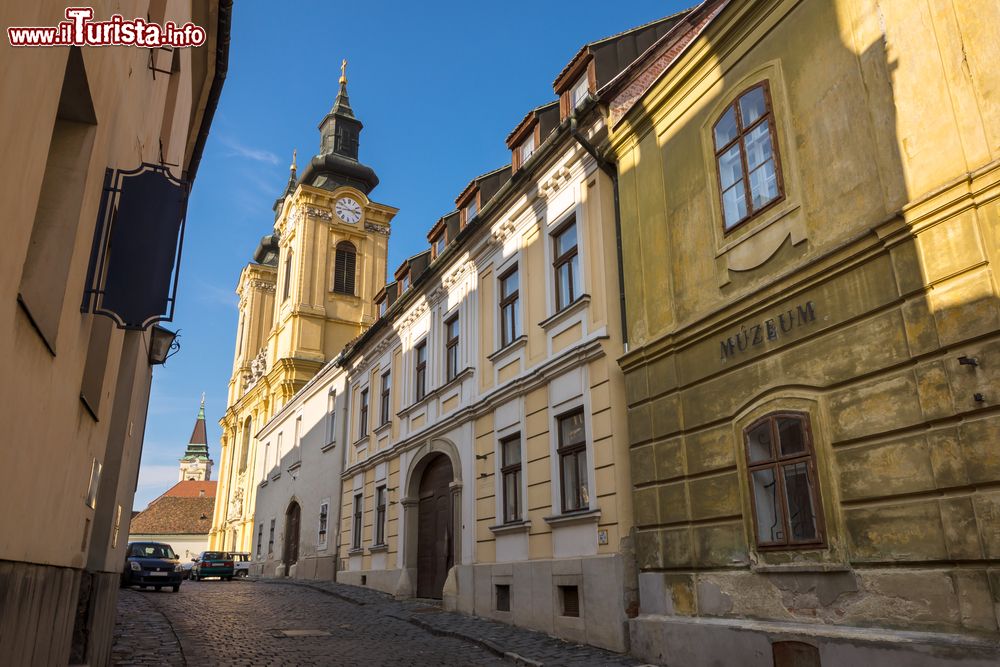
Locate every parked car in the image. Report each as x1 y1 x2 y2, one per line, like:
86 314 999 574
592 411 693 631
230 552 251 578
121 542 183 592
190 551 234 581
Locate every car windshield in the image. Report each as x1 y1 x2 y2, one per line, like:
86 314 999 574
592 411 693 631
203 552 227 560
130 544 176 559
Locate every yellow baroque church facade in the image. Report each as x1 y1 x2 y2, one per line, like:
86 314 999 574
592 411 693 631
209 68 397 552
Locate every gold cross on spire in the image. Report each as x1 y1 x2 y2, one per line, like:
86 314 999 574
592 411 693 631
340 58 348 85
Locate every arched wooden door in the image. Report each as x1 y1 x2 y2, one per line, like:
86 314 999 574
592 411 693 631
283 501 300 570
416 454 453 598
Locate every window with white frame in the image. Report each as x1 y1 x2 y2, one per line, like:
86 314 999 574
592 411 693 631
415 340 427 401
465 198 478 223
500 434 522 523
358 387 369 440
294 415 302 448
352 493 363 550
380 370 391 426
557 409 589 512
318 500 329 548
499 264 520 347
571 74 589 109
553 218 580 312
445 315 460 382
327 389 337 443
375 486 387 546
519 133 535 165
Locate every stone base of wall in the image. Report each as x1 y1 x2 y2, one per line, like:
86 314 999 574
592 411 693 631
70 570 120 666
447 554 630 653
0 559 80 665
253 555 337 581
337 567 402 596
629 615 1000 667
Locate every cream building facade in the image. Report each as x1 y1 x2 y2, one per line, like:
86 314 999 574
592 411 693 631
210 70 396 554
245 18 689 653
0 2 228 664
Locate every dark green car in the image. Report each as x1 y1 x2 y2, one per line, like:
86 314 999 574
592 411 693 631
190 551 234 581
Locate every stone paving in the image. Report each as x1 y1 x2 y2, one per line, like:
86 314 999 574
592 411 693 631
111 578 646 666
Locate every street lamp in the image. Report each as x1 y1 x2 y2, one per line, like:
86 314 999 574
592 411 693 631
149 325 179 365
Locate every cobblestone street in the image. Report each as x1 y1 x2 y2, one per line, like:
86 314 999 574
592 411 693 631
111 579 646 666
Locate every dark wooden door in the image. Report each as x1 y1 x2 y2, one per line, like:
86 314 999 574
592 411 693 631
416 455 453 598
284 501 300 569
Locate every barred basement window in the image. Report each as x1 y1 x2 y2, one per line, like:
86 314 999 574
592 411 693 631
333 241 357 294
713 82 784 230
744 413 824 549
495 584 511 612
559 585 580 617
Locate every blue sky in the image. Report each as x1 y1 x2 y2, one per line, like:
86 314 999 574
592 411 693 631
136 0 689 508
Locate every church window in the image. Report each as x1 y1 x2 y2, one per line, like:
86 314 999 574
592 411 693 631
744 413 824 549
333 241 357 295
238 416 251 473
713 82 783 230
282 249 293 301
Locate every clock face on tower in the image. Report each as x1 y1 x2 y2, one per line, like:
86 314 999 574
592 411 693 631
335 197 363 224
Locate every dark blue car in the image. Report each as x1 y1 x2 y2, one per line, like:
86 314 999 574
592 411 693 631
121 542 183 592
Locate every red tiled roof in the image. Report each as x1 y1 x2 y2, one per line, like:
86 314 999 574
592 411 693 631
162 480 217 498
129 496 215 535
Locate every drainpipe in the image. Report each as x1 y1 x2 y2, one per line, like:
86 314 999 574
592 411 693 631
569 115 629 352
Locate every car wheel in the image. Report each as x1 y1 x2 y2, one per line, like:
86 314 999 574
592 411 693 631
225 576 233 581
191 573 197 581
154 586 161 591
238 570 248 578
171 585 180 593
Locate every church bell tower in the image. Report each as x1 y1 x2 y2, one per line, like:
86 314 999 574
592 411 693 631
179 396 213 482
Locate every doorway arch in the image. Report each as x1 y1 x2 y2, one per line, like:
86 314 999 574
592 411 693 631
283 500 300 572
415 454 453 598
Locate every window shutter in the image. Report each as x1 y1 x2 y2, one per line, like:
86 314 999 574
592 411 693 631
334 242 357 295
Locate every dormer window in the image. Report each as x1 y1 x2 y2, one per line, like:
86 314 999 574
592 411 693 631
571 75 590 109
433 234 446 258
400 273 410 292
465 198 478 223
377 298 387 317
519 134 535 166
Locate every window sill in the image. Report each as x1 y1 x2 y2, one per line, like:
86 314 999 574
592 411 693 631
287 460 302 472
543 509 600 527
321 440 337 453
488 520 531 536
270 472 282 481
353 434 370 448
399 367 474 417
539 295 591 332
374 421 392 436
368 543 388 553
347 547 364 557
751 561 850 574
487 335 527 363
259 480 268 488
